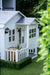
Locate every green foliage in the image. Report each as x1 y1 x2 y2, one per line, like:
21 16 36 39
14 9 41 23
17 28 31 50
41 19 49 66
17 44 20 50
0 57 32 69
31 0 47 17
1 57 43 75
38 0 50 75
40 0 47 10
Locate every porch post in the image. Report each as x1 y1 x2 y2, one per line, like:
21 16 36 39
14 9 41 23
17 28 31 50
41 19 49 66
26 25 29 56
27 25 29 48
16 50 18 62
35 47 37 55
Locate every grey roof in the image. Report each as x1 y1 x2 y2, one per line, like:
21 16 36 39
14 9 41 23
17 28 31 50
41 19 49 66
0 11 26 28
0 11 39 28
16 17 39 25
0 11 25 25
0 11 19 24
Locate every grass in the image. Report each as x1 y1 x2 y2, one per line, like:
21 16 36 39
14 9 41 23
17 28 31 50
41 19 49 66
1 57 43 75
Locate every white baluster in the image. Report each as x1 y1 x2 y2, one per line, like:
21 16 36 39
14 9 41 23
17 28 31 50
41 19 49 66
10 51 11 61
13 51 14 61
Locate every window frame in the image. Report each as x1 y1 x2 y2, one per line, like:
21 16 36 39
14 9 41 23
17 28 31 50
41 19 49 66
9 29 15 42
9 30 11 42
29 28 36 38
12 29 15 41
22 36 24 43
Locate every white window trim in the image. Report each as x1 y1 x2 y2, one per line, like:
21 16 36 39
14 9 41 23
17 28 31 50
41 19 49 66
9 29 15 42
29 28 36 38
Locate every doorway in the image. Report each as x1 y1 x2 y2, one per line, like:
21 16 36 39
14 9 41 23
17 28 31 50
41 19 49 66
18 28 25 48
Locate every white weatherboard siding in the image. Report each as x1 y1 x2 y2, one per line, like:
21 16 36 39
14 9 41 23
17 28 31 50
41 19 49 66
4 14 22 49
0 29 5 60
16 25 27 48
29 24 39 49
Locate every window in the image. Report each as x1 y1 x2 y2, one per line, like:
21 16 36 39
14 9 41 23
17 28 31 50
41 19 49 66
9 37 11 42
22 30 24 43
12 36 15 41
29 28 36 38
22 36 24 43
9 30 11 35
9 30 11 42
19 28 21 44
13 29 15 35
12 29 15 41
9 29 15 42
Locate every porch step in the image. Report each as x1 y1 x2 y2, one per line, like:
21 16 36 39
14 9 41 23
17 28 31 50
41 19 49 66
29 53 37 59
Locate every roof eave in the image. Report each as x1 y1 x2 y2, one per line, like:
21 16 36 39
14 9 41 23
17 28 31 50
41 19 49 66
16 23 30 26
4 12 18 25
3 11 26 25
34 18 40 24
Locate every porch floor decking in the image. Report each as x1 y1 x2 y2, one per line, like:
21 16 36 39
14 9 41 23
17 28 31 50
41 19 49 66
29 53 37 59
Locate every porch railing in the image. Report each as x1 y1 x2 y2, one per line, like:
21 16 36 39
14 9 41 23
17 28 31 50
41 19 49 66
5 48 29 62
18 48 29 61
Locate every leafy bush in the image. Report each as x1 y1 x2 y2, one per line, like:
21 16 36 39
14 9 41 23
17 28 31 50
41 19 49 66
0 57 32 69
38 0 50 74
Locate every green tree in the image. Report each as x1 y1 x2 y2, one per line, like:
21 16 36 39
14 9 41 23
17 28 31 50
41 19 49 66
31 0 47 17
38 0 50 75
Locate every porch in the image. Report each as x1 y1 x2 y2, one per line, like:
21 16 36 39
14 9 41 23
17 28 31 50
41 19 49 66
5 47 29 62
29 53 37 59
5 47 37 62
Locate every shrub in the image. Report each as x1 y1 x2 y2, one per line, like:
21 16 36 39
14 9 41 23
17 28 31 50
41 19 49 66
38 0 50 74
0 57 32 69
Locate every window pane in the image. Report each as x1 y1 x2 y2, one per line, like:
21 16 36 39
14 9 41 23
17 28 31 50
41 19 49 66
9 37 11 42
29 28 36 38
9 30 11 35
13 29 15 34
12 36 15 41
22 37 24 43
29 29 31 33
32 34 34 37
29 34 31 38
34 33 36 37
32 29 34 33
33 28 36 32
19 38 21 44
19 29 21 44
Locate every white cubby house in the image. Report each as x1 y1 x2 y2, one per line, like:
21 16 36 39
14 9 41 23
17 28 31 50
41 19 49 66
0 0 39 62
